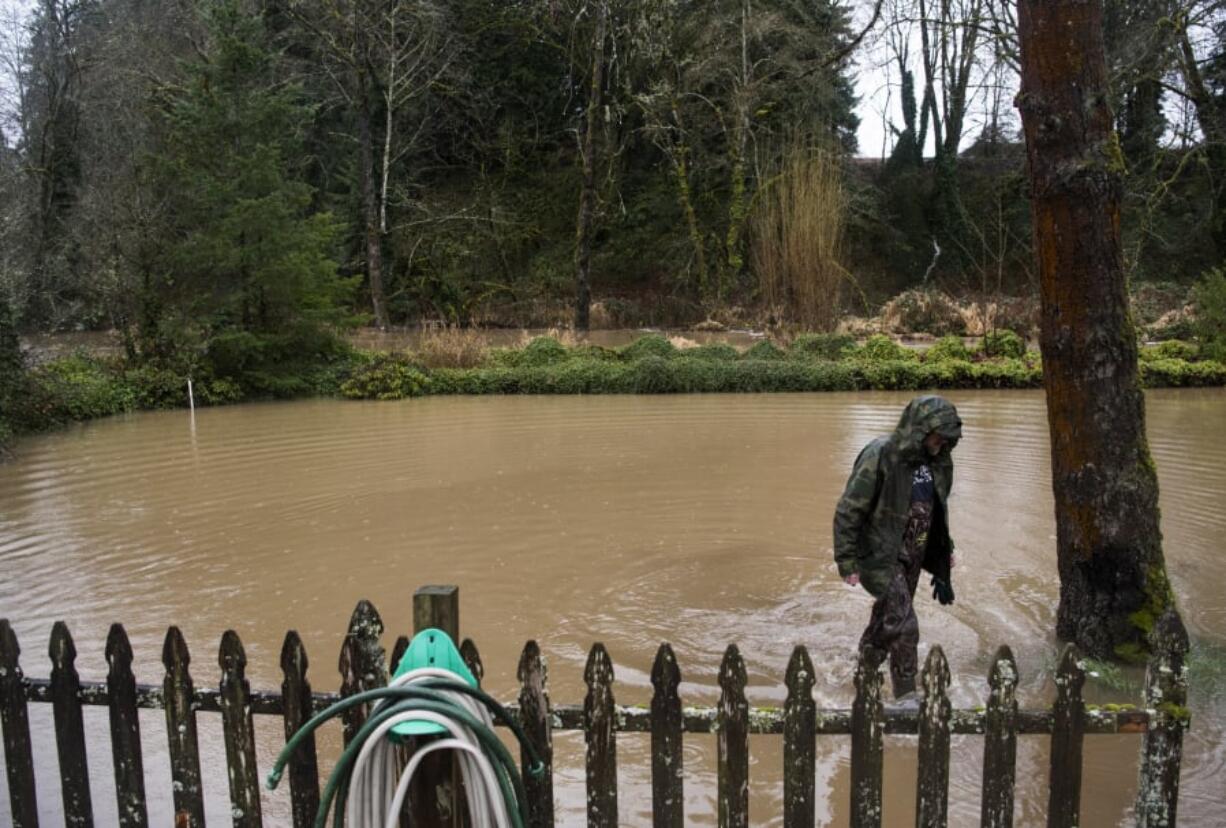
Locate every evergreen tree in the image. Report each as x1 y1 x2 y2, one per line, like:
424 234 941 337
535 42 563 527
0 293 25 443
150 0 353 381
19 0 97 327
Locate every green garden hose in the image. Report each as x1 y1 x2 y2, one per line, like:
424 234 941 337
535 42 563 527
268 671 545 828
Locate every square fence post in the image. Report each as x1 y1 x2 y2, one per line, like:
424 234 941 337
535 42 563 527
408 585 462 828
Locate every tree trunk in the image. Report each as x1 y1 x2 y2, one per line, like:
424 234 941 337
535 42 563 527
721 0 752 302
574 1 607 332
358 73 388 330
1016 0 1180 660
670 101 708 296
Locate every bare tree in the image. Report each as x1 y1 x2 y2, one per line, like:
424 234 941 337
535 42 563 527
574 0 607 331
284 0 454 329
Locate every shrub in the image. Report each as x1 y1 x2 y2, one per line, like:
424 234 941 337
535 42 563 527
856 334 918 363
19 354 135 426
924 336 973 363
968 358 1042 388
790 332 857 360
414 327 489 369
627 355 676 392
1194 268 1226 362
1140 358 1226 387
549 359 627 393
517 336 572 367
982 328 1026 359
340 353 429 400
206 324 352 398
859 359 923 389
124 365 189 409
917 358 978 388
879 288 967 335
1146 308 1197 342
743 340 788 361
619 334 678 361
1140 340 1199 362
1131 281 1191 327
686 343 740 361
751 145 848 330
196 377 245 405
569 344 618 361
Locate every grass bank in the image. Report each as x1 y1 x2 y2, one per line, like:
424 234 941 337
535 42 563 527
341 331 1226 397
3 332 1224 447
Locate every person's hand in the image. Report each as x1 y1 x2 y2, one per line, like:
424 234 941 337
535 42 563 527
844 573 860 587
950 552 956 569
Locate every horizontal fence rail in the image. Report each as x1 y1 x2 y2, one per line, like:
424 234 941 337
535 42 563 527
10 677 1162 733
0 586 1190 828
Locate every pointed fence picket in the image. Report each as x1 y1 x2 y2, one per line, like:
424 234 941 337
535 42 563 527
50 621 92 828
163 626 204 828
105 624 147 828
0 587 1189 828
583 643 617 828
649 643 683 828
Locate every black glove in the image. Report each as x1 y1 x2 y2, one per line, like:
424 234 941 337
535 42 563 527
930 575 955 605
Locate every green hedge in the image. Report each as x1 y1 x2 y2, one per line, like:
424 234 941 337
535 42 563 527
418 355 1045 396
9 337 1223 440
6 352 246 433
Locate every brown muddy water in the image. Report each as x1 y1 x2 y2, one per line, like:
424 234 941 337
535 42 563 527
1 390 1224 826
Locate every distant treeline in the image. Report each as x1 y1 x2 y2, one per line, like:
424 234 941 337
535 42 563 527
1 0 1226 358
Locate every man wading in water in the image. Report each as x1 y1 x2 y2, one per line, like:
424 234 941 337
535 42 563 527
833 395 962 704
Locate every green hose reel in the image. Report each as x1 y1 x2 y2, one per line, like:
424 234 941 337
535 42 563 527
390 628 477 737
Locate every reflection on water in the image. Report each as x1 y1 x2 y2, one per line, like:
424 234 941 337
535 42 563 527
1 389 1224 826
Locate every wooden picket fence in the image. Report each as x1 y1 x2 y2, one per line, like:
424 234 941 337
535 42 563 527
0 585 1189 828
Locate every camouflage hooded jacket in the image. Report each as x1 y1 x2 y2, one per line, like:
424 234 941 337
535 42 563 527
832 396 962 598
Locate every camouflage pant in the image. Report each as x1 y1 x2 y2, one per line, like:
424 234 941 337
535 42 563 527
859 501 932 698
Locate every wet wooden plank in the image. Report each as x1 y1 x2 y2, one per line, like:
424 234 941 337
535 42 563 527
584 642 617 828
850 647 884 828
460 638 484 687
1 619 39 828
413 585 460 642
1136 610 1190 828
338 599 386 745
106 624 148 828
981 645 1018 828
280 631 320 828
50 622 93 827
219 630 262 827
518 640 555 828
410 590 458 827
161 627 204 828
527 703 1143 736
783 645 816 828
717 644 749 828
650 643 683 828
916 646 951 828
15 672 1156 735
1046 644 1084 828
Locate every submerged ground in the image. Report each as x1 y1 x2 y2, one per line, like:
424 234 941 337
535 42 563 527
1 389 1223 825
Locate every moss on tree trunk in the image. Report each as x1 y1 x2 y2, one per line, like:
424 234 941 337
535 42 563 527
1016 0 1180 660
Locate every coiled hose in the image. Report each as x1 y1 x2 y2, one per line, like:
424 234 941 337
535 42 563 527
267 672 545 828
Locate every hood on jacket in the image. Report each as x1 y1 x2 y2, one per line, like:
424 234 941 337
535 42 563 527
892 395 962 460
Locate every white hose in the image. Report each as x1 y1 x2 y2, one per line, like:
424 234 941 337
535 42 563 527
340 667 514 827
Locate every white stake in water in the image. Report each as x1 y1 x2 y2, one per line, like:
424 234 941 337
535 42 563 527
187 378 196 413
